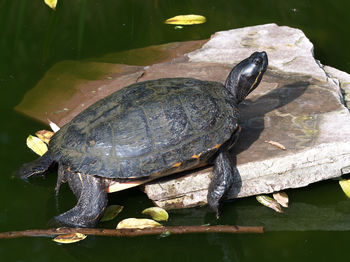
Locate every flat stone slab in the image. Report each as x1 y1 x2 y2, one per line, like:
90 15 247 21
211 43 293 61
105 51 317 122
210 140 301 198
15 24 350 210
143 24 350 209
15 40 206 127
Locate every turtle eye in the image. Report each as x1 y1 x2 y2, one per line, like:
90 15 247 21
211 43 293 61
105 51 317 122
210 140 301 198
253 57 263 65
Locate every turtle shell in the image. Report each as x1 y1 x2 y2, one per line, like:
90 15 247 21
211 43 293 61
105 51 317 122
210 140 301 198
49 78 239 180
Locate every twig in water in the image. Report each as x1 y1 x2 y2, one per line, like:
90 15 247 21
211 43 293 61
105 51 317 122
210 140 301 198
0 225 263 239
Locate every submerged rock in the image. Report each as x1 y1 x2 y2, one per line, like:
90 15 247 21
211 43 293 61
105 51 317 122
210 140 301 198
15 24 350 209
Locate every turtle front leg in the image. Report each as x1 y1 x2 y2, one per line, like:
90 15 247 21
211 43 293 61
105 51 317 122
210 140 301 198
54 171 108 227
207 151 235 218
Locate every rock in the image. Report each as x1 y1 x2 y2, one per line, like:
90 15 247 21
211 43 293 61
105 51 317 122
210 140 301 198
15 40 206 127
143 24 350 209
188 23 327 81
15 23 350 210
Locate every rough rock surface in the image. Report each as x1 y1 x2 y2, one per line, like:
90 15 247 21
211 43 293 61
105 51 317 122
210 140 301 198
143 24 350 209
15 24 350 210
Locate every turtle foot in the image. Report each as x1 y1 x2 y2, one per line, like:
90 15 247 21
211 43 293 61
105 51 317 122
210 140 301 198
16 152 53 181
53 172 108 228
207 151 234 218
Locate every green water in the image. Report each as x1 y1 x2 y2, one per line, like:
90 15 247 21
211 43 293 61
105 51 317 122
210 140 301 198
1 0 350 261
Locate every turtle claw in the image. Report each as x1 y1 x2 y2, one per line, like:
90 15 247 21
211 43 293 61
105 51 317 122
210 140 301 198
207 192 223 219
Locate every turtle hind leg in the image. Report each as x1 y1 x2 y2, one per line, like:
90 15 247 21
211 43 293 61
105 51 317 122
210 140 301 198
54 171 108 228
16 152 53 181
207 151 235 218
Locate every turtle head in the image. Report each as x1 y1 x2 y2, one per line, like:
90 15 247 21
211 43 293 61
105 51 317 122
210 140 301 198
225 51 268 104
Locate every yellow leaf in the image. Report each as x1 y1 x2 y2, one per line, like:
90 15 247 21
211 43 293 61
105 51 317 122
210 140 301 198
44 0 58 10
26 135 48 156
100 205 124 222
165 15 206 25
142 207 169 221
53 233 87 244
272 192 289 207
256 195 283 213
116 218 162 229
35 130 54 144
339 179 350 199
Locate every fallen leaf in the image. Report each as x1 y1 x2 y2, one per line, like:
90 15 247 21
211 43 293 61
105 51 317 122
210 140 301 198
158 230 171 238
142 207 169 221
35 130 54 144
26 135 48 156
272 192 289 207
48 119 60 132
44 0 57 10
53 233 87 244
256 195 283 213
165 14 206 25
264 140 286 150
116 218 162 229
100 205 124 222
339 179 350 199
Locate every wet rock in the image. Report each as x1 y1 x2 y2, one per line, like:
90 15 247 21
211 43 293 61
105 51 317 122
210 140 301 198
15 40 206 127
15 23 350 210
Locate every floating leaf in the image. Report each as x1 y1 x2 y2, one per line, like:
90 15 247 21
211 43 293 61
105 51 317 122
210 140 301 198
158 230 171 238
174 26 183 30
100 205 124 222
339 179 350 199
35 130 54 144
165 15 206 25
44 0 57 10
256 195 283 213
273 192 289 208
53 233 87 244
26 135 48 156
116 218 162 229
142 207 169 221
264 140 286 150
48 119 60 132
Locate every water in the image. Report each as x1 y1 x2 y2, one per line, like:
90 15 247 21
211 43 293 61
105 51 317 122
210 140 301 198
1 0 350 261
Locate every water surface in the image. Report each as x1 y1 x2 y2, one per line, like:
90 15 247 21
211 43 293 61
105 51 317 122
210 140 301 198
1 0 350 261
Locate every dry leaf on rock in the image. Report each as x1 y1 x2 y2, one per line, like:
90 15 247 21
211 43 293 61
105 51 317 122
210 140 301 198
26 135 48 156
272 192 289 207
35 130 54 144
264 140 286 150
256 195 283 213
116 218 162 229
165 15 206 25
53 233 87 244
142 207 169 221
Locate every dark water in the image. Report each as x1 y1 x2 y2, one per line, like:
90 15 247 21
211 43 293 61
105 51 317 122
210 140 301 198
1 0 350 261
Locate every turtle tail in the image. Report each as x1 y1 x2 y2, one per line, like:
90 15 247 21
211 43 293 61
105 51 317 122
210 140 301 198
16 152 54 181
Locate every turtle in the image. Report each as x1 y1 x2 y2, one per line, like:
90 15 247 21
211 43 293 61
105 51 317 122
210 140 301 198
18 51 268 227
